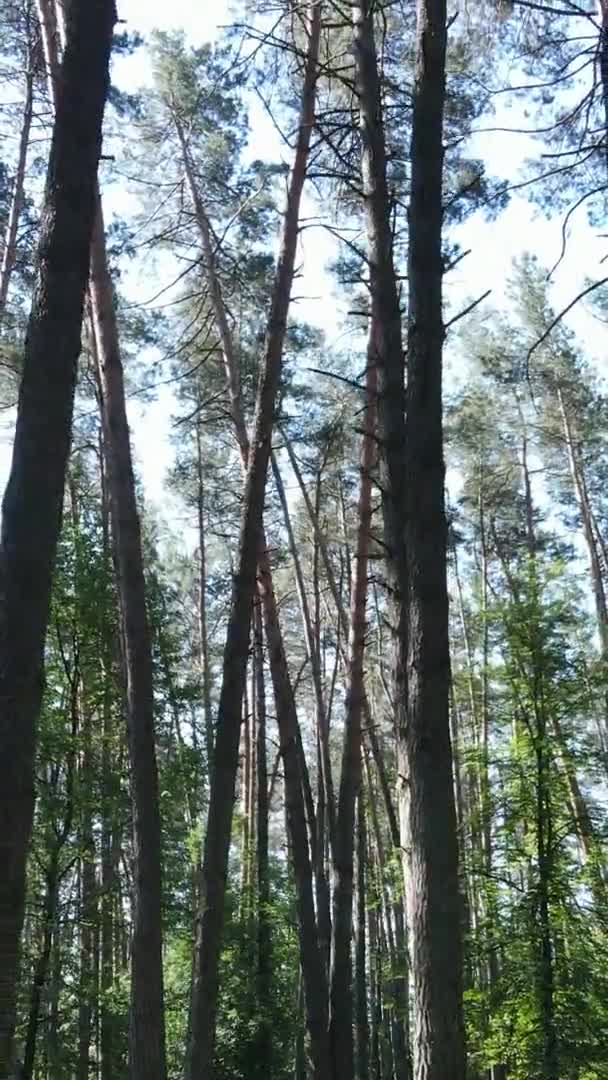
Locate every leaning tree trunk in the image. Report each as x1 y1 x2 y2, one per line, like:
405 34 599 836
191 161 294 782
185 6 323 1077
329 320 377 1080
177 73 331 1076
90 195 167 1080
0 4 114 1073
175 105 335 849
405 1 466 1076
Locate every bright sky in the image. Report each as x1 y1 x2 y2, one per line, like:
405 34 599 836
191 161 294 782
1 4 606 526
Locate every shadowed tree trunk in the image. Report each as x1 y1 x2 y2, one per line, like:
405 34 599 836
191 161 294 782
404 0 466 1075
253 602 272 1080
23 665 78 1080
329 321 377 1080
90 195 167 1080
37 7 167 1069
0 4 114 1072
355 794 370 1080
184 6 323 1076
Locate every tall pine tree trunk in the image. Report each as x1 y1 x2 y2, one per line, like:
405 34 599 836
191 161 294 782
185 6 323 1075
0 5 113 1072
253 603 272 1080
90 196 167 1080
329 320 377 1080
355 794 370 1080
405 1 465 1075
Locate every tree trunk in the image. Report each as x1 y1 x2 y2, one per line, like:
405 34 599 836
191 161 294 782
405 0 466 1075
0 5 113 1072
271 451 337 853
185 7 322 1075
519 434 559 1080
24 664 78 1080
77 710 97 1080
558 388 608 659
366 759 411 1080
271 452 333 963
253 602 272 1080
176 101 327 856
355 795 370 1080
261 565 331 1080
0 57 33 318
329 321 377 1080
90 194 167 1080
195 416 214 765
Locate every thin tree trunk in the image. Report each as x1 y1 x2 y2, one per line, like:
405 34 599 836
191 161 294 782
271 452 337 852
89 193 167 1080
39 5 166 1074
176 50 330 1055
196 416 214 764
253 602 272 1079
272 451 333 975
350 5 417 1071
77 710 96 1080
366 759 410 1080
0 58 34 318
329 322 378 1080
23 663 79 1080
558 388 608 658
99 479 117 1080
185 8 323 1075
0 6 113 1071
176 101 326 859
404 0 466 1075
355 794 370 1080
261 568 331 1080
520 435 559 1080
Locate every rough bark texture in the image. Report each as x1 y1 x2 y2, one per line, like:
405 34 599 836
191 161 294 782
329 324 377 1080
0 4 113 1072
185 7 322 1075
405 1 466 1076
90 195 167 1080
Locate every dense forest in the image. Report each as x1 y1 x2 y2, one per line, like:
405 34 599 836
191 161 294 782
0 1 607 1078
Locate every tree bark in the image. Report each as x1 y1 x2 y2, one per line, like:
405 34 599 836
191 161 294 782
90 195 167 1080
329 321 377 1080
271 451 337 854
0 4 113 1072
253 602 272 1080
405 0 466 1076
23 654 79 1080
355 794 370 1080
184 7 323 1075
77 708 96 1080
196 416 214 765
